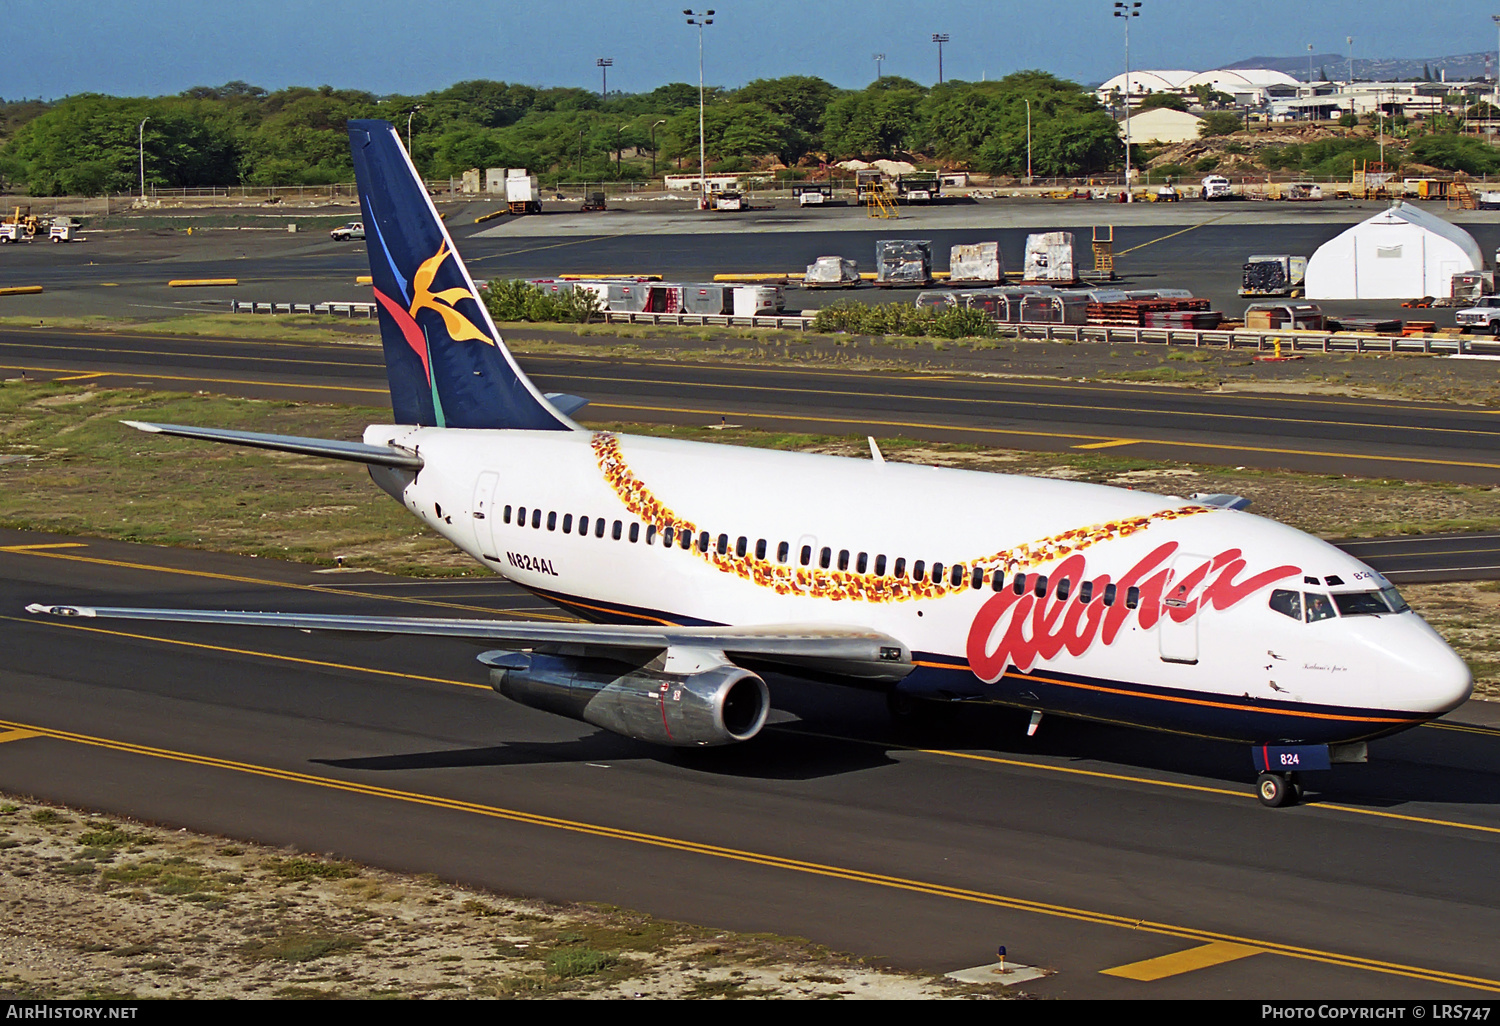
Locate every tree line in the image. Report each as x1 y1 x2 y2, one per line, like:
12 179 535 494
0 72 1123 196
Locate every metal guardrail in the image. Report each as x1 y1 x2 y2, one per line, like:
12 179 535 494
222 300 1496 355
601 311 816 330
1010 323 1493 354
229 300 375 318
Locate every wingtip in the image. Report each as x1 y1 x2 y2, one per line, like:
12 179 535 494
120 420 162 433
25 603 93 617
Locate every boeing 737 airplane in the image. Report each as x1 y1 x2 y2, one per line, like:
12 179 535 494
29 120 1472 808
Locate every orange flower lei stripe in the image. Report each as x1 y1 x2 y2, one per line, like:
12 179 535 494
591 432 1212 604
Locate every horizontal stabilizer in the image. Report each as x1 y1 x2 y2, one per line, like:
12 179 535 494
121 421 424 469
543 393 590 417
1190 492 1251 511
26 604 913 683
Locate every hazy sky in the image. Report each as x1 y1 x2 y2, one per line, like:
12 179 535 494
5 0 1498 99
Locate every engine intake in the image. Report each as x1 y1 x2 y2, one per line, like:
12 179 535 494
481 646 770 747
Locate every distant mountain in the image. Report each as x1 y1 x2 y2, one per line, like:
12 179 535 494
1222 52 1491 83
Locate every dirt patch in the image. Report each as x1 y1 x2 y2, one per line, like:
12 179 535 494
0 798 1016 1000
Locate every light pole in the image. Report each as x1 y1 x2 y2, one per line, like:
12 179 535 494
137 117 149 198
873 52 885 82
684 10 715 210
406 105 422 154
596 57 612 100
1114 2 1140 200
1346 36 1355 120
1024 98 1032 183
650 119 666 177
1307 43 1314 87
1492 15 1499 117
932 34 949 85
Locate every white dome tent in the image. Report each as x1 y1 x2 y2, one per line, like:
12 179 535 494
1304 202 1483 301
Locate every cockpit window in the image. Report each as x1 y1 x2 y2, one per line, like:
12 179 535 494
1269 589 1302 620
1305 592 1336 622
1333 590 1394 617
1380 586 1410 613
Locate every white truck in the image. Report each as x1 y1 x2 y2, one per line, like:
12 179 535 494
1455 296 1500 335
330 221 365 241
505 169 541 215
1201 175 1232 200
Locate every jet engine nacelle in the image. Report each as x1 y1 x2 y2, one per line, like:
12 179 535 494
481 647 770 747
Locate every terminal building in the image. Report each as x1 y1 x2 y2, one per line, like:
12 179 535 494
1096 68 1492 122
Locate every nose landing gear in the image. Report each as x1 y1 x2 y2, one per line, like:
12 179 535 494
1256 771 1302 808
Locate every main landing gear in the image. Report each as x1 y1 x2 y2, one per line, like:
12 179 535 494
1255 771 1303 808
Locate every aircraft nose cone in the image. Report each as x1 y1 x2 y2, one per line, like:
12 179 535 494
1403 631 1473 715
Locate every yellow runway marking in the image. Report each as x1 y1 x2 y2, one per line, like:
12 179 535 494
0 728 41 744
0 543 88 552
7 615 489 690
52 372 104 382
1102 941 1263 981
0 544 577 622
0 365 387 397
1072 438 1142 450
547 369 1495 441
1115 214 1234 257
791 731 1500 836
1427 721 1500 737
0 714 1496 994
588 401 1500 473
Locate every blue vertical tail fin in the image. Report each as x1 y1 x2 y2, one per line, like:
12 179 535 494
347 119 574 431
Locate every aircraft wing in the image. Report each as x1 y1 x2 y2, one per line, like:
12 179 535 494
24 604 913 684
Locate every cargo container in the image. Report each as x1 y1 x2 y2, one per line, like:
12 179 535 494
681 284 731 314
948 242 1002 285
1022 233 1076 283
804 255 860 288
874 239 933 287
732 285 785 317
1240 255 1307 298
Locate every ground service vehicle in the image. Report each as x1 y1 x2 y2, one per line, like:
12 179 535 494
330 221 365 241
1201 175 1232 200
1456 296 1500 334
896 172 940 202
30 120 1472 811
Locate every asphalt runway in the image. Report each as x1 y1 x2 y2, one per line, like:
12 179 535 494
7 206 1499 328
6 324 1500 487
3 528 1498 998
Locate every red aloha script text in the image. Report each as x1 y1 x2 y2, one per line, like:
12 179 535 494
965 541 1299 681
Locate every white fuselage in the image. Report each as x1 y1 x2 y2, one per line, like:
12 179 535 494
365 423 1472 745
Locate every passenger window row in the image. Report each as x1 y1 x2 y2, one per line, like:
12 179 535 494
498 503 1143 606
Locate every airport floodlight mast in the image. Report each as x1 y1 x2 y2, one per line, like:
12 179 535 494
1308 42 1314 84
1492 15 1500 113
407 105 422 156
684 10 715 209
597 57 613 100
138 117 148 198
1114 2 1140 201
650 118 666 176
1347 35 1353 86
932 34 949 85
1024 98 1032 183
873 52 885 81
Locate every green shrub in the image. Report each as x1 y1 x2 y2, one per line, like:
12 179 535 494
484 280 601 324
812 299 994 339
